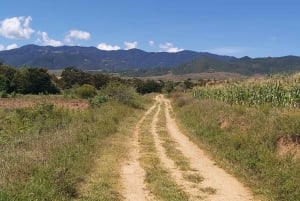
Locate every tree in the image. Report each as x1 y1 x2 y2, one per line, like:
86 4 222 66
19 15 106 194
92 73 110 89
0 65 17 92
60 67 92 89
12 67 59 94
163 81 175 93
0 75 8 92
136 80 163 94
183 79 193 90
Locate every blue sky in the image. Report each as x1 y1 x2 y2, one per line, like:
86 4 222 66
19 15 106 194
0 0 299 57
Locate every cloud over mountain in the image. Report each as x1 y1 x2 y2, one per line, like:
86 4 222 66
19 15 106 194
37 31 63 47
65 30 91 44
97 43 121 51
0 16 34 39
124 41 138 50
159 42 183 53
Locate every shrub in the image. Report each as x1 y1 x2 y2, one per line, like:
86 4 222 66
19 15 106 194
73 84 97 99
0 90 8 98
89 94 109 106
103 82 143 108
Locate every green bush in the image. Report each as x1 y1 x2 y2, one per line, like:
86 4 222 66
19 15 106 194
73 84 97 99
103 82 143 108
0 90 8 98
89 94 109 106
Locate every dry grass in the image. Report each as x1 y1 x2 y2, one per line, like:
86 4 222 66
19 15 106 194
0 95 89 109
0 97 142 200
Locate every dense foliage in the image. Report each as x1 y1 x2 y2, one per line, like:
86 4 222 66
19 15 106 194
0 64 59 94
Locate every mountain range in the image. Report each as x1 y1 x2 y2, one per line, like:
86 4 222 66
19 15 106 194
0 45 231 70
0 45 300 75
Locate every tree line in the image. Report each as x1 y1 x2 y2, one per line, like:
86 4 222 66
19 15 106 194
0 64 195 96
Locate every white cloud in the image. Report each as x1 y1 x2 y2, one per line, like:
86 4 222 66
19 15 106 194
0 16 34 39
159 42 183 53
65 30 90 43
37 31 63 46
6 43 18 50
97 42 120 51
205 47 246 55
149 40 154 47
0 43 18 51
124 41 138 50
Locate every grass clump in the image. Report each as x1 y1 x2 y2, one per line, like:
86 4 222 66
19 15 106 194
183 173 204 183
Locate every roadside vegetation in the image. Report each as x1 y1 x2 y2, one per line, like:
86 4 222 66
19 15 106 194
172 73 300 201
0 95 148 200
0 63 154 200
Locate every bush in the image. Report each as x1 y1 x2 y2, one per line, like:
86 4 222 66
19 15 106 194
89 94 109 106
0 90 8 98
73 84 97 99
103 82 143 108
136 80 163 94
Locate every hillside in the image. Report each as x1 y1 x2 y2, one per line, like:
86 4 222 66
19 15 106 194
0 45 231 70
1 45 300 76
173 56 300 75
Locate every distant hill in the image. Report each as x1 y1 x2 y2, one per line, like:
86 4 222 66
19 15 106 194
0 45 231 70
172 56 300 75
1 45 300 76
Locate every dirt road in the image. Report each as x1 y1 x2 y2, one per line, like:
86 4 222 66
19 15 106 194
121 95 256 201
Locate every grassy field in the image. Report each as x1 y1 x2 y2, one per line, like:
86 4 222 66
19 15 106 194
0 95 147 201
171 79 300 201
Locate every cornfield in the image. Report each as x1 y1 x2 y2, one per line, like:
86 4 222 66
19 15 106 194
193 75 300 107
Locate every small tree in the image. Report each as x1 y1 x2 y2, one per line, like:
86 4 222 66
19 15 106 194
60 67 92 89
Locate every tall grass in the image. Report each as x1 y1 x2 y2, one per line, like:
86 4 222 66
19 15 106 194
0 99 139 200
172 94 300 201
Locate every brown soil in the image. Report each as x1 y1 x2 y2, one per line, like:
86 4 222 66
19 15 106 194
277 135 300 159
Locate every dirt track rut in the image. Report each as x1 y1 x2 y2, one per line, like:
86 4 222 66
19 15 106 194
121 95 256 201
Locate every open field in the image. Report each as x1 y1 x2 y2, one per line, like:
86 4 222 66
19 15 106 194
122 72 248 82
0 95 89 109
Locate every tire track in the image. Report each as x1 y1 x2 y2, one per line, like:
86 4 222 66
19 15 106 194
151 95 204 200
163 97 256 201
120 102 157 201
